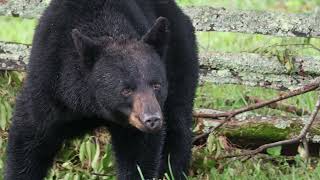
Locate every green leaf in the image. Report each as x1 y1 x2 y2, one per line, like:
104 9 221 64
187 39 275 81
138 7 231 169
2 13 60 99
164 173 171 180
89 141 96 162
91 138 100 172
266 146 282 156
61 161 72 170
6 72 12 85
10 71 24 86
3 100 12 121
168 154 175 180
85 141 93 164
0 158 3 170
0 101 7 130
63 173 72 180
206 134 216 153
73 174 80 180
137 165 145 180
101 144 113 169
79 142 86 163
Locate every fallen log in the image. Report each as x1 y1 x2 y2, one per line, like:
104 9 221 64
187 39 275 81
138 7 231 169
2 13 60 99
193 108 320 145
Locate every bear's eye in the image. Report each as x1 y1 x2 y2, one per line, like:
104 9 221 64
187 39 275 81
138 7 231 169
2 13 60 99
152 83 161 91
121 88 133 97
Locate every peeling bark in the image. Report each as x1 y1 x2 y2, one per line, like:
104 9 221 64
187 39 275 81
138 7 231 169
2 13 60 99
0 42 30 71
1 1 320 38
200 52 320 90
0 0 49 18
184 6 320 38
2 41 320 89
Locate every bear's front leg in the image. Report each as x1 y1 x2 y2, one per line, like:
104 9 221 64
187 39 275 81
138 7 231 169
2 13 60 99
5 114 64 180
160 105 194 180
109 125 165 180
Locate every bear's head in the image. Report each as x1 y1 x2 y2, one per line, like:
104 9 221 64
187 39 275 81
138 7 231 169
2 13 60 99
71 17 170 133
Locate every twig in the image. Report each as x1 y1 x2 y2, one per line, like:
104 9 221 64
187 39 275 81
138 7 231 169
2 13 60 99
250 43 320 54
245 95 310 116
192 77 320 143
91 172 115 177
218 95 320 159
194 78 320 119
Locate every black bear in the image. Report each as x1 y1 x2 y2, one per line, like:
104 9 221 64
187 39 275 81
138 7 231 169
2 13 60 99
5 0 198 179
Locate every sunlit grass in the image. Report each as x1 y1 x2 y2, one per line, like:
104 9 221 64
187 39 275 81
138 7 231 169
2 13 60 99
0 16 36 44
197 32 320 56
195 83 318 116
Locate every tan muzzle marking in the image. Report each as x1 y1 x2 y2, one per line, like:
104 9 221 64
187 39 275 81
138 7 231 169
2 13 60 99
128 93 145 130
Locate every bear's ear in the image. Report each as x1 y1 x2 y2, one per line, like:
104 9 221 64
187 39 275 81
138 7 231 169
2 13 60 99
71 29 101 65
142 17 170 57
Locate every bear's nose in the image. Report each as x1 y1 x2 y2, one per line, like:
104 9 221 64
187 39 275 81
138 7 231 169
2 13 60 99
143 115 162 132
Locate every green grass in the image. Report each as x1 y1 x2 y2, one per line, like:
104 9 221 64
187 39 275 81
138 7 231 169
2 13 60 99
0 16 36 44
195 84 317 116
197 32 320 57
1 0 320 179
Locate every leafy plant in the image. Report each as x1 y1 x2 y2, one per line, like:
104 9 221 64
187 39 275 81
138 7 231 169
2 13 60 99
266 146 282 157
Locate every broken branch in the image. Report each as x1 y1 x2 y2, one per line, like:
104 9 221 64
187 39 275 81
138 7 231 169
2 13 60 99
245 95 310 116
219 95 320 159
194 78 320 119
193 77 320 143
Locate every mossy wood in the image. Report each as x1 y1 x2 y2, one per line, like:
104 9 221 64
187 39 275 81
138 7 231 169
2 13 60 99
194 109 320 143
1 1 320 89
1 41 320 89
1 0 320 38
0 42 30 71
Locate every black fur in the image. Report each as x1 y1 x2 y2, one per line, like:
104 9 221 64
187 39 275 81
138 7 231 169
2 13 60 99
5 0 198 179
